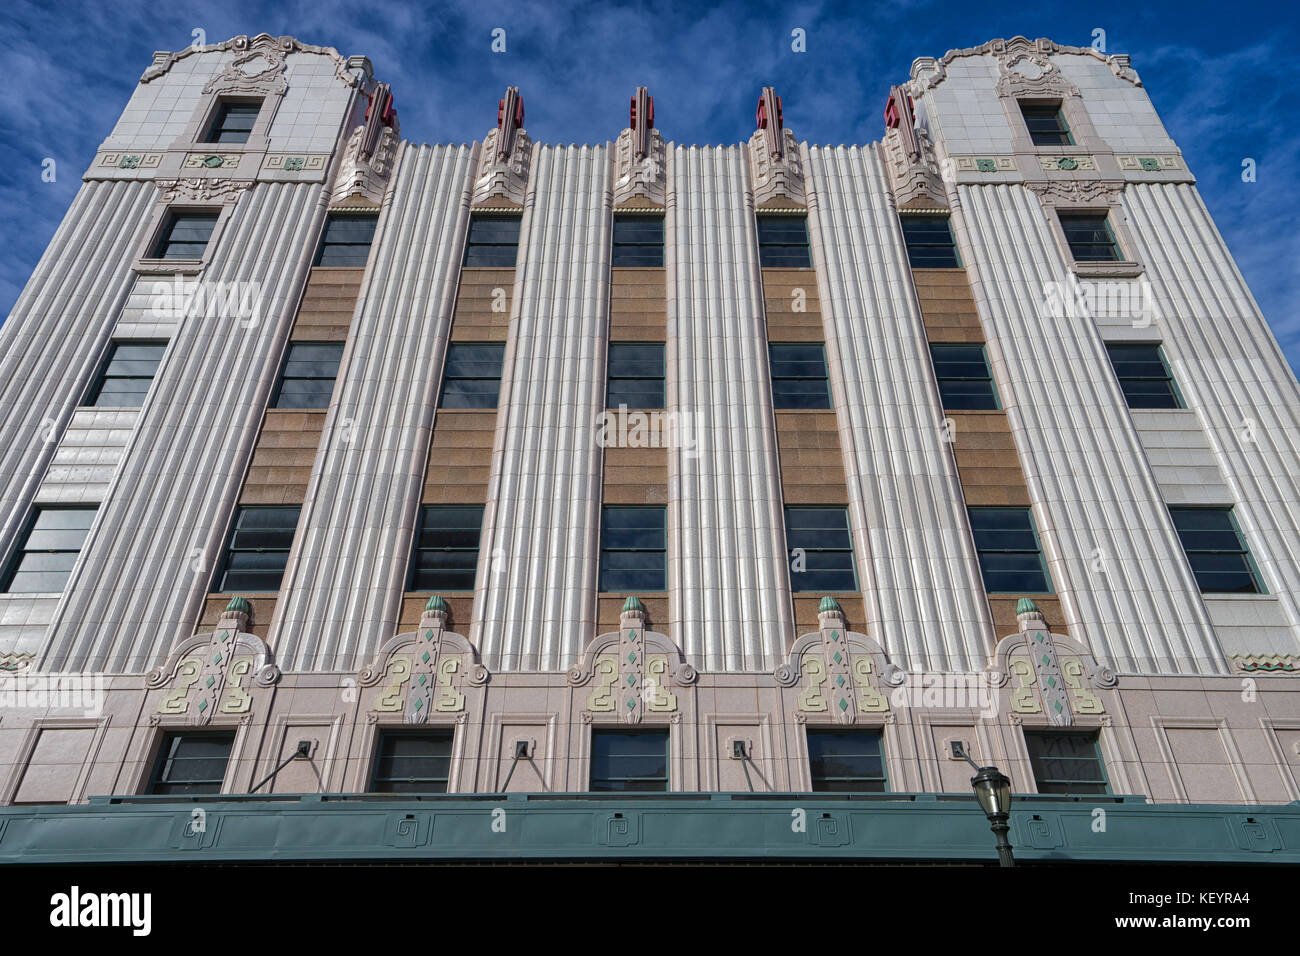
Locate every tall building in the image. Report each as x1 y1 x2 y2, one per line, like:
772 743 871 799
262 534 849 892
0 33 1297 863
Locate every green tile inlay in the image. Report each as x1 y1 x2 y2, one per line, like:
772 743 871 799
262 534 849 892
205 676 215 689
197 699 208 713
838 698 849 712
1053 699 1064 713
832 651 843 665
627 699 637 710
422 651 431 664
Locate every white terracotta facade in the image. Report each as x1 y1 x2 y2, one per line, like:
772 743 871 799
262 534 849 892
0 34 1298 809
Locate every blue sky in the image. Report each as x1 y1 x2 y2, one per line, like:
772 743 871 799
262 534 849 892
3 0 1297 374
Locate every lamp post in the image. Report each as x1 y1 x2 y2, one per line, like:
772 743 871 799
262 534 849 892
954 744 1016 867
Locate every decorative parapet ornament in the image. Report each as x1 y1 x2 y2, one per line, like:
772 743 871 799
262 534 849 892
330 82 401 206
567 596 696 723
613 86 666 208
774 597 903 724
988 599 1117 726
141 33 365 90
748 86 804 207
993 38 1081 99
146 597 281 725
910 37 1141 92
357 596 489 724
880 84 947 209
472 86 533 208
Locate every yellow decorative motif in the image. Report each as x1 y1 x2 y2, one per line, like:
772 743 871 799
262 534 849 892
1010 658 1041 714
587 655 618 712
852 657 889 712
218 657 253 714
797 657 828 712
434 657 465 712
159 658 202 714
1061 658 1104 714
374 656 411 712
645 655 677 712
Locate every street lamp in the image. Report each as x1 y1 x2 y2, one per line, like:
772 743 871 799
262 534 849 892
953 743 1016 867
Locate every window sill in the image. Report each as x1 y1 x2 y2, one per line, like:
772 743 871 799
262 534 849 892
134 258 205 276
1070 260 1145 279
1200 592 1273 601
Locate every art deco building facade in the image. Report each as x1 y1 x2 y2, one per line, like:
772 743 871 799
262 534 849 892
0 33 1298 862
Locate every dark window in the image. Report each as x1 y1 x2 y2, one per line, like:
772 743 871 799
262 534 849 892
968 507 1052 594
408 505 484 592
931 343 999 410
147 732 234 795
314 214 378 267
214 506 300 593
1025 731 1108 795
370 732 453 793
612 215 664 267
1059 213 1120 262
1106 343 1184 409
901 216 960 268
271 342 345 409
1169 507 1263 594
770 343 831 409
606 343 665 409
463 215 521 267
2 507 96 594
590 729 668 792
438 343 506 408
808 730 887 792
202 101 261 145
757 216 811 267
151 211 219 259
599 506 666 592
85 341 166 407
785 506 857 592
1019 103 1072 147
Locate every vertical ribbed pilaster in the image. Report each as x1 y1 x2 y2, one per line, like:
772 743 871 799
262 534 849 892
666 146 793 671
271 144 477 671
805 146 994 671
39 182 329 672
1123 183 1300 651
953 183 1227 674
0 181 155 566
472 145 610 671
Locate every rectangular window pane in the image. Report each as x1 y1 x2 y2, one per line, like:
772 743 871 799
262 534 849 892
203 101 261 144
408 505 484 592
84 342 166 407
272 342 345 409
464 215 521 267
439 343 505 409
370 732 453 793
1020 103 1072 147
785 507 857 593
770 343 831 409
757 216 811 268
612 215 664 267
314 214 378 267
590 730 668 792
600 506 666 592
930 343 998 410
901 216 960 268
1059 213 1119 262
148 733 234 795
968 507 1051 594
1169 506 1262 594
152 212 218 260
1025 731 1108 795
1106 343 1183 409
808 730 887 792
606 343 665 408
2 507 97 594
215 506 299 593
